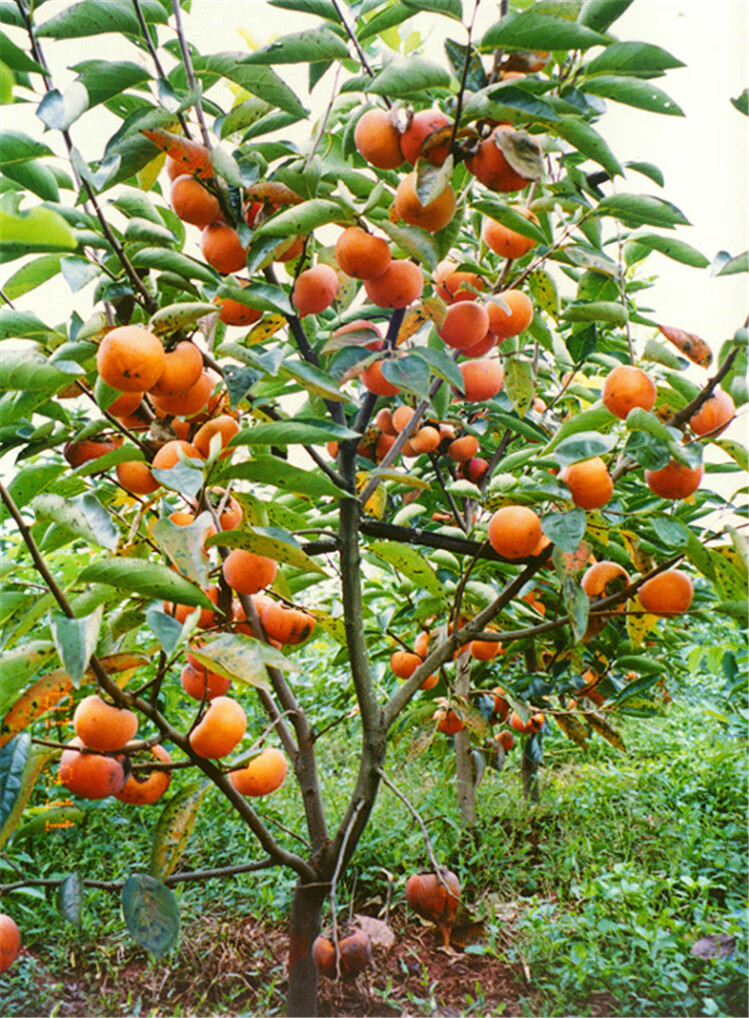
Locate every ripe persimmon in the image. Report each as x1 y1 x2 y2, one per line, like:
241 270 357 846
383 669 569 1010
401 108 452 166
0 913 21 974
170 175 220 228
639 569 694 616
409 426 441 454
394 173 456 233
64 436 123 469
102 389 142 418
561 457 614 510
462 331 497 358
275 235 306 262
193 415 239 458
492 688 510 721
312 936 337 978
496 730 515 751
466 125 538 192
486 290 534 340
601 364 656 419
434 707 464 735
333 319 383 351
116 459 159 496
229 746 288 796
482 211 539 259
364 259 424 308
581 561 629 602
390 650 422 679
189 696 247 758
261 602 315 645
359 359 401 396
447 434 479 462
689 389 735 437
97 325 166 393
334 227 391 280
151 370 215 418
354 108 403 169
292 264 339 316
59 737 126 799
74 694 138 752
459 359 504 402
181 660 231 700
645 459 703 499
200 222 248 274
375 407 397 435
469 635 501 660
433 261 485 303
405 870 461 948
509 710 544 734
487 505 542 559
438 301 490 351
150 341 204 398
152 439 203 471
222 548 277 595
114 744 172 805
166 585 220 629
391 405 415 433
338 930 373 980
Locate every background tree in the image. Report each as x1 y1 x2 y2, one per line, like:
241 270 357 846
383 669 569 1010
0 1 746 1015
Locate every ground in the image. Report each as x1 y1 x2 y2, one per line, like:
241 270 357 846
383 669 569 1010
12 906 623 1018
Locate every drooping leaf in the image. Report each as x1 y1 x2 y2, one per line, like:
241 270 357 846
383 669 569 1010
56 872 83 929
586 711 626 752
149 782 208 881
0 733 30 834
49 607 103 687
582 75 683 116
553 432 618 468
481 10 608 51
122 873 180 958
595 193 690 229
563 578 589 643
33 492 118 550
542 509 587 554
0 745 57 850
151 515 212 587
562 300 628 325
584 41 685 76
367 57 451 98
657 323 713 367
578 0 634 32
503 359 535 417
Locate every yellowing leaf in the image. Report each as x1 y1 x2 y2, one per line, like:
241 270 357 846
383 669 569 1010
627 595 658 647
137 153 166 192
621 530 655 573
149 782 208 881
553 711 588 748
247 314 287 345
586 712 626 752
585 515 610 547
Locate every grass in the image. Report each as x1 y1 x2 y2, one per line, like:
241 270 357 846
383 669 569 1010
1 689 746 1017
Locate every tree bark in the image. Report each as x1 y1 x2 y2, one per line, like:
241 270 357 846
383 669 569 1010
286 879 327 1017
454 654 477 826
521 734 541 803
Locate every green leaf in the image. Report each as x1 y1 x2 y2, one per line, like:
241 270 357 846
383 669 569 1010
145 608 186 656
240 26 348 64
578 0 634 32
555 115 623 178
0 463 65 525
584 41 685 76
122 874 180 958
595 193 690 229
0 746 56 850
650 515 690 549
269 0 344 23
625 160 664 187
49 607 103 687
225 457 343 498
542 508 587 554
71 60 151 110
367 540 443 597
232 418 359 447
206 526 326 575
0 733 29 833
715 251 748 277
1 159 60 202
151 515 211 587
129 248 217 284
195 52 309 119
0 206 77 258
33 492 118 550
731 88 748 117
0 129 55 165
0 60 11 103
481 10 608 52
367 57 451 97
149 782 207 881
13 805 84 844
148 302 218 337
411 347 463 390
124 217 176 246
376 219 440 269
0 643 56 717
382 355 431 398
444 38 488 93
280 360 350 402
56 872 83 929
714 439 748 472
255 198 349 238
0 29 45 73
528 269 560 317
1 255 63 301
402 0 463 19
628 233 708 268
37 0 167 40
357 3 416 44
582 75 683 116
553 431 618 467
78 559 216 609
562 300 628 325
625 406 676 443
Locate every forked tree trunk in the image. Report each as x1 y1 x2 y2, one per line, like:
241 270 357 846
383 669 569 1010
286 879 327 1017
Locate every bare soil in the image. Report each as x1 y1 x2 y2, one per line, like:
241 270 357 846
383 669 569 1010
13 907 622 1017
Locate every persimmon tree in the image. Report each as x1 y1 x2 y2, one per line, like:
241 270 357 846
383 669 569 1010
0 0 747 1015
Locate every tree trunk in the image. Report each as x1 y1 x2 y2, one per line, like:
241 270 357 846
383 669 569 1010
454 653 477 826
286 879 327 1017
521 734 540 803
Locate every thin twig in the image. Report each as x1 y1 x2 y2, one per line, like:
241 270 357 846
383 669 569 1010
376 769 442 874
449 0 481 150
171 0 210 147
